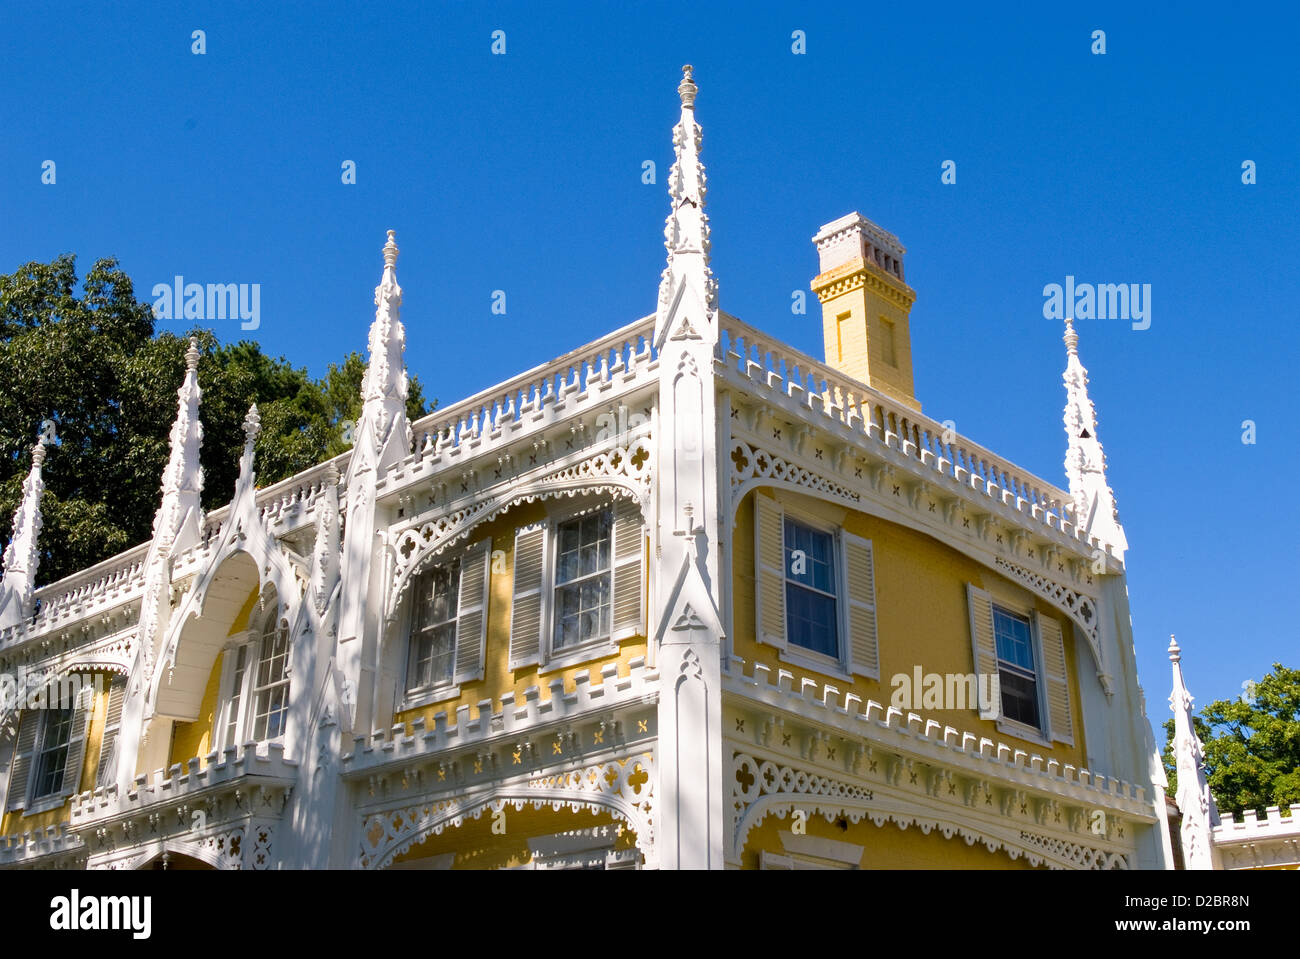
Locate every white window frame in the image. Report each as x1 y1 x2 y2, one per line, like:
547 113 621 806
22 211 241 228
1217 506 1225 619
986 595 1051 747
217 598 290 752
25 706 77 813
775 505 855 681
399 552 464 710
541 501 622 673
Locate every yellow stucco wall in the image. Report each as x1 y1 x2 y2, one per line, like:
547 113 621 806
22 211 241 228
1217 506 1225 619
741 808 1043 869
393 501 647 734
731 487 1089 769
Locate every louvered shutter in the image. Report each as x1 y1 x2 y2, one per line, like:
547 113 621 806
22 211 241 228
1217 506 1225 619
966 585 1000 720
842 533 879 678
454 540 491 684
96 675 127 788
5 709 39 812
611 499 644 639
60 678 94 798
508 523 547 669
1034 611 1074 745
754 496 787 649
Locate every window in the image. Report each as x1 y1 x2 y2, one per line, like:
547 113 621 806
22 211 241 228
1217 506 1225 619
508 499 643 671
396 540 490 707
94 675 127 789
966 584 1075 745
783 517 838 657
553 510 612 651
406 558 461 694
219 595 291 749
3 674 92 813
31 708 75 801
250 613 291 741
754 497 879 679
992 605 1040 728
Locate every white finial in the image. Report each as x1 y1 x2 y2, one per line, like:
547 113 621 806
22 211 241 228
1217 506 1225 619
350 230 413 483
186 336 201 371
678 64 697 108
655 64 717 342
1168 638 1222 867
0 434 51 630
1062 318 1126 557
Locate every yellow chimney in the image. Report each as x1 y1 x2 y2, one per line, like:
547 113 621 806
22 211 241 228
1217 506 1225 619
811 212 919 411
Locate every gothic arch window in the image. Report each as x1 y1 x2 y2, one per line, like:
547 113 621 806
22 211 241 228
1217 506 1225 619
218 589 291 749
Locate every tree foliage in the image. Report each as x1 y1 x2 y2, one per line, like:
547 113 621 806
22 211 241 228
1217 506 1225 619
1 255 430 587
1162 662 1300 820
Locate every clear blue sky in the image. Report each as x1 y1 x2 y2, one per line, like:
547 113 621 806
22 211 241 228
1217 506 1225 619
3 2 1296 736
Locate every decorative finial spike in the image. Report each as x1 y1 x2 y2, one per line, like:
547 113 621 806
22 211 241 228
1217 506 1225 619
1168 634 1180 662
678 65 697 108
383 230 399 270
186 336 201 372
1063 317 1078 356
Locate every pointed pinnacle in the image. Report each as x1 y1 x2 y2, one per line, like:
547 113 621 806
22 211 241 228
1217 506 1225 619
383 230 399 270
1168 634 1181 662
186 336 201 372
1064 317 1079 357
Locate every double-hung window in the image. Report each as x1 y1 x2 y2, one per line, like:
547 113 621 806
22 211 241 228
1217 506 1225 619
553 511 613 651
406 558 461 695
992 605 1040 728
3 674 93 813
783 517 839 658
219 597 291 750
396 540 490 707
966 584 1075 745
31 708 76 800
754 496 879 680
508 499 644 671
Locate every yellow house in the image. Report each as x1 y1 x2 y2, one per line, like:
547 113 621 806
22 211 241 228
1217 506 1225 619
0 66 1169 870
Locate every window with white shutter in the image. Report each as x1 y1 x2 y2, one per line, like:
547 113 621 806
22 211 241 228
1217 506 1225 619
1033 611 1074 745
611 498 644 640
509 523 547 670
453 540 491 685
4 708 40 812
841 533 879 679
966 585 1001 721
95 674 127 789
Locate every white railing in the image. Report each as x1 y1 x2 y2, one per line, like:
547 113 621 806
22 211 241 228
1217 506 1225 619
715 314 1097 548
409 316 657 457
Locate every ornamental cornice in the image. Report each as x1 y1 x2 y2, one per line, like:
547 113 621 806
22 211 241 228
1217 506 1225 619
356 749 656 869
811 256 916 309
69 741 298 831
728 746 1132 870
722 658 1154 822
727 423 1109 579
342 659 658 779
384 435 652 620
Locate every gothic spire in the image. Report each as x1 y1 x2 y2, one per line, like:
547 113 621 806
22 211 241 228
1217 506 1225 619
1168 636 1222 868
152 337 205 556
349 230 413 483
1062 318 1127 556
0 434 49 630
655 65 718 345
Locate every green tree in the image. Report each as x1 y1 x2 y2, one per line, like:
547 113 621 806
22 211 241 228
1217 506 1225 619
1163 663 1300 820
1 255 431 587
